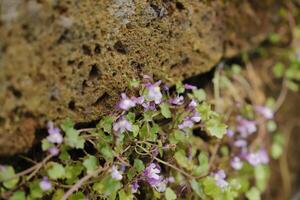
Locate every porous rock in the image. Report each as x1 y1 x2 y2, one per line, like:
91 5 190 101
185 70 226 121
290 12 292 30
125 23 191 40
0 0 278 155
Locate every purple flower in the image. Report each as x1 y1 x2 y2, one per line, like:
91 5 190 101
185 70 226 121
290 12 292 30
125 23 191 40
113 116 132 133
191 111 201 123
142 101 156 111
39 177 52 191
169 96 184 105
111 165 123 180
236 116 257 138
233 139 247 148
255 106 274 119
46 122 63 144
227 129 235 137
184 84 197 90
118 93 136 111
155 179 167 192
162 84 169 91
132 96 145 105
145 81 163 104
212 170 228 190
231 157 243 170
143 163 163 186
166 176 175 183
48 147 59 156
178 117 194 129
131 182 139 193
246 149 269 166
188 99 198 108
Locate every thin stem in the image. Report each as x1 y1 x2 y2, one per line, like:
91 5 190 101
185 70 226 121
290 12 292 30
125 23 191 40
274 79 288 113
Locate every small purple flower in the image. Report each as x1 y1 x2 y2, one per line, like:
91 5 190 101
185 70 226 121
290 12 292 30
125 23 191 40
46 122 63 144
178 117 194 129
169 95 184 105
113 116 132 133
155 179 167 192
236 116 257 138
111 165 123 180
246 149 269 166
184 84 197 90
255 105 274 119
166 176 175 183
131 182 139 193
191 111 201 123
234 139 247 148
118 93 136 111
212 170 228 190
188 99 198 108
48 147 59 156
142 101 156 111
231 157 243 170
145 81 163 104
227 129 235 137
143 163 162 186
39 177 52 191
162 84 169 91
132 96 145 105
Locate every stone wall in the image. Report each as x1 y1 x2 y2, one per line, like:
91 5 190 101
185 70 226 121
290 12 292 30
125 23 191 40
0 0 279 155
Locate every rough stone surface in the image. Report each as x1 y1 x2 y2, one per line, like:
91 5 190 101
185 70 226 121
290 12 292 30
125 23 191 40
0 0 279 155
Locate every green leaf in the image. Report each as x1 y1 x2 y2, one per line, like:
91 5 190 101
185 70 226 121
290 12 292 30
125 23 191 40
129 79 140 88
0 166 19 189
134 159 145 173
206 119 227 139
132 125 139 137
41 139 53 151
10 191 26 200
273 63 284 78
286 80 299 92
231 64 242 75
83 155 98 174
190 179 205 198
69 192 85 200
193 89 206 102
47 163 65 180
174 150 193 170
65 164 83 184
202 177 221 197
118 189 133 200
59 145 71 161
197 103 213 121
52 189 64 200
99 144 114 161
64 128 85 149
61 118 74 132
267 121 277 132
176 82 185 94
160 103 172 118
98 116 113 133
165 188 177 200
93 176 122 196
29 181 43 199
194 152 209 175
126 112 136 122
271 143 283 159
246 187 261 200
254 165 269 191
127 168 137 181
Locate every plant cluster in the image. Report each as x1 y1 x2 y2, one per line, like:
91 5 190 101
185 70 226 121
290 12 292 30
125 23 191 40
0 67 284 200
